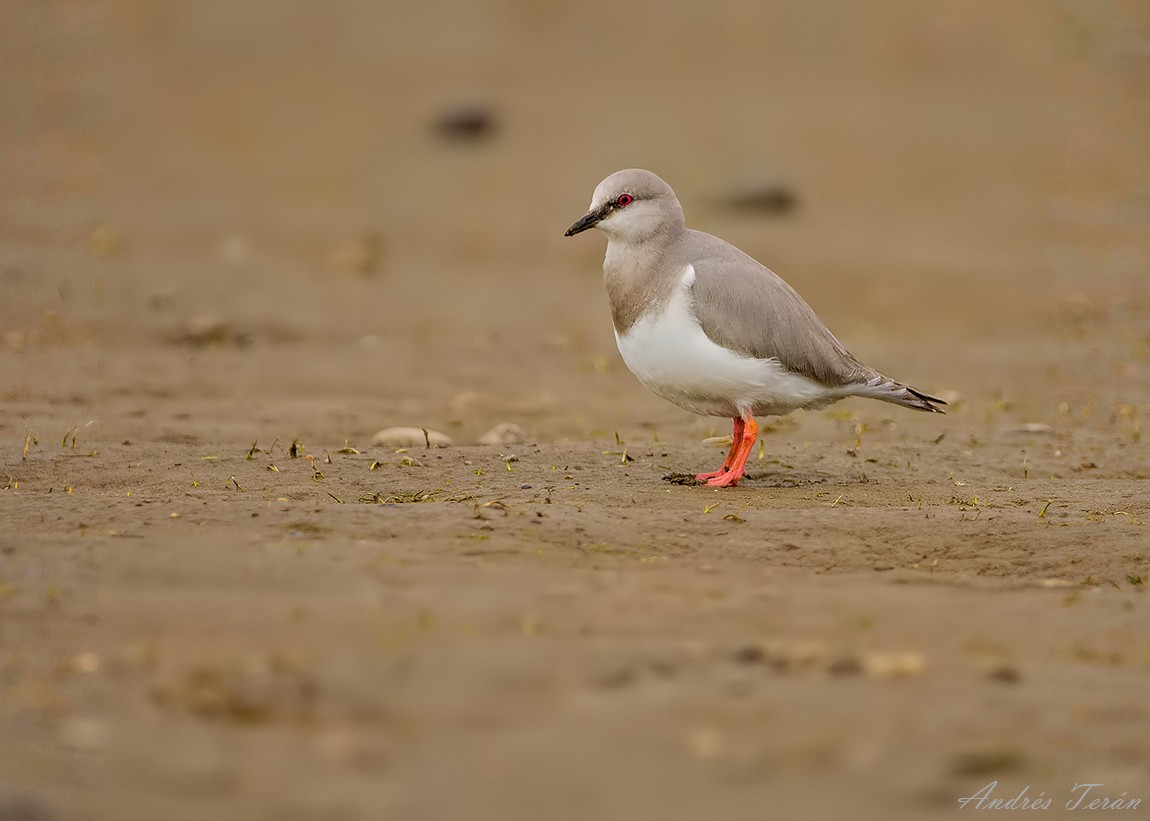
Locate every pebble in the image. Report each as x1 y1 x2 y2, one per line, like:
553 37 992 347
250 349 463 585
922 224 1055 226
987 664 1021 683
862 651 926 678
434 104 496 141
732 645 764 665
478 422 529 446
178 316 250 348
721 179 798 215
1000 423 1057 436
951 744 1024 776
370 427 453 448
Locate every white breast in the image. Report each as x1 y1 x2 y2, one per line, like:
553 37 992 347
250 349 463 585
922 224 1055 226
614 265 837 418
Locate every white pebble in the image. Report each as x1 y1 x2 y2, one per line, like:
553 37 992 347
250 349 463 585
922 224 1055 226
1000 423 1057 436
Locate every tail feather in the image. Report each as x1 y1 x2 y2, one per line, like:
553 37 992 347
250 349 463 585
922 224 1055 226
848 375 947 414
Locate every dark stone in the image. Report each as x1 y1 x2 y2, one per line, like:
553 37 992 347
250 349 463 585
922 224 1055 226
732 645 764 665
721 181 799 215
434 105 496 141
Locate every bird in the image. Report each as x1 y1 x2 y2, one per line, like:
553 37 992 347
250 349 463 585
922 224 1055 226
564 168 944 488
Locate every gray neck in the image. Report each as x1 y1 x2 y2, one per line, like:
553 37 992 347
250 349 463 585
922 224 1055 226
602 224 688 335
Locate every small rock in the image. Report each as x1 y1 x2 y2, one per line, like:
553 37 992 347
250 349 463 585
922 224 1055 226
177 316 249 348
434 104 496 141
732 645 764 665
721 177 798 215
370 427 453 448
478 422 529 446
862 651 926 678
951 744 1024 776
1001 423 1057 437
987 664 1021 684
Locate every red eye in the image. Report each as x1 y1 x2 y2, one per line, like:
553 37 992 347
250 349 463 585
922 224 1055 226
617 194 633 206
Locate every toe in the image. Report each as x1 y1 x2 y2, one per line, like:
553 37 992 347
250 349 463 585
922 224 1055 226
694 468 728 482
705 471 743 488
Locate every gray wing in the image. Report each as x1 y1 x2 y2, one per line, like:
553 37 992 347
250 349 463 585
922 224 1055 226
686 236 874 388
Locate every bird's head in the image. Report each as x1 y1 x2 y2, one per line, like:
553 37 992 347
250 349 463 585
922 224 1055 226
564 168 685 243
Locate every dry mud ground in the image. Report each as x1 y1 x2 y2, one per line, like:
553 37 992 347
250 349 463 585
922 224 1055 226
2 2 1150 820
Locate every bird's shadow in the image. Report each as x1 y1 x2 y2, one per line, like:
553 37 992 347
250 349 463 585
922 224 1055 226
662 471 830 488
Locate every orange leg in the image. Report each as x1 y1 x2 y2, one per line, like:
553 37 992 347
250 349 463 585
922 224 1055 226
704 417 758 487
695 418 745 482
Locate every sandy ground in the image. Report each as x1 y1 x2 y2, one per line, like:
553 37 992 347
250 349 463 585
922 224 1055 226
2 2 1150 819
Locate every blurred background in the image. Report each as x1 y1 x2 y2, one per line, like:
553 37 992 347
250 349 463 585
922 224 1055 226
2 0 1147 443
3 4 1150 820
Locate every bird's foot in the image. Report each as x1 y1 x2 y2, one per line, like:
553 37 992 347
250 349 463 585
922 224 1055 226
704 468 745 488
694 467 730 482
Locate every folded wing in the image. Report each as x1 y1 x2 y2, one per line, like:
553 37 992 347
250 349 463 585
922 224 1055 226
687 233 945 413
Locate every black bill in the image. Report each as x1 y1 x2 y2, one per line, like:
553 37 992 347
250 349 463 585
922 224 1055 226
563 211 601 237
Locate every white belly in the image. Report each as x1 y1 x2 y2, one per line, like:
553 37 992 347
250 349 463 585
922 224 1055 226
614 266 837 418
